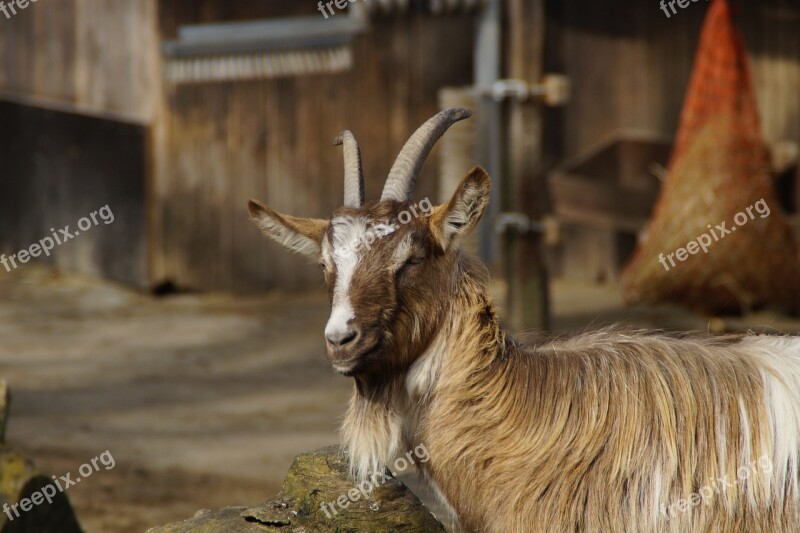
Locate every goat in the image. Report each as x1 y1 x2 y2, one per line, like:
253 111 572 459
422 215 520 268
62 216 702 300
248 108 800 532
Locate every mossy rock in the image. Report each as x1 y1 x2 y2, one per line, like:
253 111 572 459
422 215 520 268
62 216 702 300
0 381 83 532
149 445 446 532
0 450 83 533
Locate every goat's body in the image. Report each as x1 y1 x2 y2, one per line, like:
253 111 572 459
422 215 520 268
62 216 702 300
343 255 800 532
249 107 800 531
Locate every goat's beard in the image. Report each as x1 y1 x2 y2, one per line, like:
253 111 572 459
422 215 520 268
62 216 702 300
340 376 405 483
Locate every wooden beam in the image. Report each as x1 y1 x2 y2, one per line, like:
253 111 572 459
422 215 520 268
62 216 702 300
503 0 549 331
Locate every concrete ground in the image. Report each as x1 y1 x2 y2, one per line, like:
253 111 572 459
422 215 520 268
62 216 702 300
1 265 798 532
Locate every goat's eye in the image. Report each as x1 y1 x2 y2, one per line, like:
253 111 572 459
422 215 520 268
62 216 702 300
319 263 327 272
399 256 424 275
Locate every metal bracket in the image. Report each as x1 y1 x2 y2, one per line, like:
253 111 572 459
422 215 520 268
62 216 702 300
495 213 561 245
488 79 530 101
474 75 570 106
495 212 535 233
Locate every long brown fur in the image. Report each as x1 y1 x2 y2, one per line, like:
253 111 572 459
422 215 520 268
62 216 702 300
342 250 800 532
250 155 800 533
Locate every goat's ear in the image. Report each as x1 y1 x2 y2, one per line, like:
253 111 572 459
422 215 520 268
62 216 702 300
248 199 327 260
430 166 491 252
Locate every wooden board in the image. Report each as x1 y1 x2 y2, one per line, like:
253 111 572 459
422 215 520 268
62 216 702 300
549 135 671 232
151 2 476 291
0 0 159 123
0 101 148 286
546 0 800 161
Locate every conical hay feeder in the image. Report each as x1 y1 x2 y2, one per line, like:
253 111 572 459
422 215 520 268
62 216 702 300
619 0 800 314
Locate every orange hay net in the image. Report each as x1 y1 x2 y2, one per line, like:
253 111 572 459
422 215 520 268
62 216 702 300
619 0 800 314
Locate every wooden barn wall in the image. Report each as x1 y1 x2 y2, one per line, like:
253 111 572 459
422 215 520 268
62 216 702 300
545 0 800 164
153 3 476 291
0 0 159 122
0 0 156 287
0 101 148 285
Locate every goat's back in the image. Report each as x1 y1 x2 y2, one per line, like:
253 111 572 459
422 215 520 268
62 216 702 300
423 331 800 532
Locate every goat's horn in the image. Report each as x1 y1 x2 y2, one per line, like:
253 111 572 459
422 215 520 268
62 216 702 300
381 107 472 202
334 130 364 208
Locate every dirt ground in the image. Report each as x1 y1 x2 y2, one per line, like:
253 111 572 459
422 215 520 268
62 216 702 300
2 265 798 532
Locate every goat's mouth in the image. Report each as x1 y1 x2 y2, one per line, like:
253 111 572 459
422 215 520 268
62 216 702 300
327 341 381 376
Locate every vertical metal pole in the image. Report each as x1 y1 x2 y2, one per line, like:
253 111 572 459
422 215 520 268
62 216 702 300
474 0 502 268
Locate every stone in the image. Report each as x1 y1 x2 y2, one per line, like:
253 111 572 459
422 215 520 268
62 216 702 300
148 445 446 533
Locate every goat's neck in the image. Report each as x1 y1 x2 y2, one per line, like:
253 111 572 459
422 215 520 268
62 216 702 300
407 254 508 401
340 252 508 481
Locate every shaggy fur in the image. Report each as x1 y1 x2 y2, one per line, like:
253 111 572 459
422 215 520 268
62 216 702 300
350 251 800 532
250 161 800 532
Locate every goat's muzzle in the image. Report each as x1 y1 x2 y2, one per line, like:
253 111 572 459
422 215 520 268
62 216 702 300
324 324 380 375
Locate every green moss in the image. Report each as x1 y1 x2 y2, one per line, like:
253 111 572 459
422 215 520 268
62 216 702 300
150 445 446 533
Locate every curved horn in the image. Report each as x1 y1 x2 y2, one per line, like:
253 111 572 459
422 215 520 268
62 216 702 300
381 107 472 202
334 130 364 208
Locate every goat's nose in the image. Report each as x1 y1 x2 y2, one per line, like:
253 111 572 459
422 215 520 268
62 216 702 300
326 326 358 347
325 307 359 347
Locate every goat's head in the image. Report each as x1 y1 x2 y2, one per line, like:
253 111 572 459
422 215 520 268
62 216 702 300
248 108 490 378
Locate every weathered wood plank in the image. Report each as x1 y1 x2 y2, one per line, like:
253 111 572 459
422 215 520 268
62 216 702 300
550 1 800 158
505 0 550 331
0 101 148 286
152 3 475 291
0 0 158 122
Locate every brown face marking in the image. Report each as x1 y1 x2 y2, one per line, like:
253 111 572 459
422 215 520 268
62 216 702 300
320 201 452 375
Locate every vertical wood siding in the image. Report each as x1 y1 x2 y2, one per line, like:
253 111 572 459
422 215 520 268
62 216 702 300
153 2 475 291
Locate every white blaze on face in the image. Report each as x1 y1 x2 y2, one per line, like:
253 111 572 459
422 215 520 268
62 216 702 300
323 217 396 342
